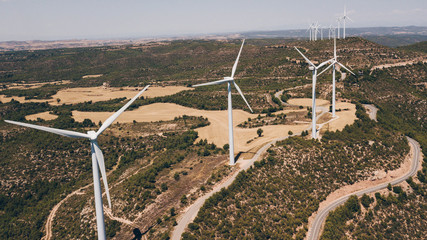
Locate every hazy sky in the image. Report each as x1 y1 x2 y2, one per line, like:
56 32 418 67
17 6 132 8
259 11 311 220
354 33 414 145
1 0 426 41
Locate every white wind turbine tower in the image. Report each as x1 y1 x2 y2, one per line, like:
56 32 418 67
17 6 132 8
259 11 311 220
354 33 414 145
328 25 336 40
318 38 355 117
5 85 150 240
307 23 314 41
341 5 353 39
192 40 253 165
313 22 320 41
294 48 333 139
336 17 342 39
320 26 324 40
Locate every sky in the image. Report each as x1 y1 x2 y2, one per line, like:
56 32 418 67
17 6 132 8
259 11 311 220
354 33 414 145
0 0 426 41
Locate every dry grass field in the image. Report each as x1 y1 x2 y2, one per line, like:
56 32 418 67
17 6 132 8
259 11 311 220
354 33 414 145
0 86 192 105
25 111 58 121
68 98 357 157
5 80 72 90
287 98 329 107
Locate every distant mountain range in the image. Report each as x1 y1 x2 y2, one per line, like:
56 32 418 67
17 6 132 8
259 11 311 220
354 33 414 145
1 26 426 52
240 26 427 47
241 26 427 38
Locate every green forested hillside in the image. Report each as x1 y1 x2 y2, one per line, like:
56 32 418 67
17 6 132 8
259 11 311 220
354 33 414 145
182 106 409 239
397 41 427 53
0 38 426 239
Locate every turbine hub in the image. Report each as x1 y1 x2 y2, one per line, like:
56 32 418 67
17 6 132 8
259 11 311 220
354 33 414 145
87 130 97 140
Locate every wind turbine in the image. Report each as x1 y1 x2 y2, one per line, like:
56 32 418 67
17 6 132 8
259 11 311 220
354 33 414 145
294 47 333 139
5 85 150 240
318 38 355 117
307 23 314 41
313 22 320 41
192 40 253 165
320 26 324 40
329 25 336 40
336 17 342 39
341 5 353 39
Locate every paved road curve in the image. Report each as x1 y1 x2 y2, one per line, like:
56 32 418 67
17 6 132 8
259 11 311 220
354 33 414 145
307 137 421 240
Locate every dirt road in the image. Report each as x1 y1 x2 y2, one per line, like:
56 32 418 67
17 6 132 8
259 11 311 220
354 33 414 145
370 59 427 71
42 184 92 240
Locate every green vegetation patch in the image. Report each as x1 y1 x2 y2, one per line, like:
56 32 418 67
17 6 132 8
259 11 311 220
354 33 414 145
183 106 408 239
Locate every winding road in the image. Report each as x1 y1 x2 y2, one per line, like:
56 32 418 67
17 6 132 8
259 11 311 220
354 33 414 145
42 184 92 240
42 156 131 240
307 104 421 240
274 90 293 106
307 137 421 240
172 103 421 240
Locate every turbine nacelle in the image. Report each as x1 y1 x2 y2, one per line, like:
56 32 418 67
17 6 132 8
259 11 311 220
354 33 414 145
308 66 315 71
317 39 355 77
88 130 98 140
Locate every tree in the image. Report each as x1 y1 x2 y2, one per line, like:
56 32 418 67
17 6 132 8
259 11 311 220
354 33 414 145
288 130 293 136
361 194 372 208
257 128 263 137
181 195 188 204
223 144 229 151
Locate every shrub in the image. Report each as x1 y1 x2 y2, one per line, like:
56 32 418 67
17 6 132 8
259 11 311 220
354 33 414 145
257 128 263 137
174 172 180 181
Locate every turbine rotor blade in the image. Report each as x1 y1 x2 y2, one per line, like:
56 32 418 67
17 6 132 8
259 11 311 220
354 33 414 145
294 47 315 67
192 78 230 87
336 62 355 75
231 39 245 78
92 141 111 208
317 58 335 69
96 85 149 136
233 81 253 113
4 120 89 139
318 62 335 76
